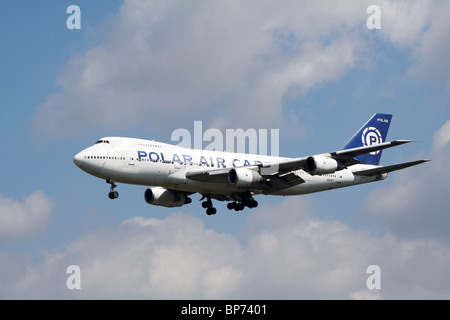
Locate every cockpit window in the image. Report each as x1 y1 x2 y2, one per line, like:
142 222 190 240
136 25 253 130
95 140 110 144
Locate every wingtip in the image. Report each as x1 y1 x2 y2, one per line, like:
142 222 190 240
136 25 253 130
394 139 415 143
398 139 424 143
413 159 431 165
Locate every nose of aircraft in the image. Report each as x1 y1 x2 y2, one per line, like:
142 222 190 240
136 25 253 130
73 152 84 168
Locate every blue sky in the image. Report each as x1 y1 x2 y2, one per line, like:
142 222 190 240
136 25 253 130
1 0 449 299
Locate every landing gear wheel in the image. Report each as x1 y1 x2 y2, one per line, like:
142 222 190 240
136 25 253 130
202 200 212 209
206 207 217 215
108 191 119 199
235 192 258 211
248 199 258 208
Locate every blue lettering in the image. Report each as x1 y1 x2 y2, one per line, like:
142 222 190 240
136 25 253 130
216 157 225 168
254 160 262 166
200 156 209 167
232 159 240 167
243 159 251 166
149 152 159 162
172 153 182 164
137 151 147 160
183 154 193 165
160 152 166 162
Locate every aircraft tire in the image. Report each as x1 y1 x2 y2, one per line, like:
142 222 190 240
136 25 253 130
108 191 119 199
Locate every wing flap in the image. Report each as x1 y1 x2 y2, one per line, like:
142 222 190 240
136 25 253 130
186 165 305 194
186 168 232 183
257 172 305 194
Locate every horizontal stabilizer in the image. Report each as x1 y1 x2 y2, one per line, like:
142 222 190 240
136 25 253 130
353 159 430 176
335 140 414 159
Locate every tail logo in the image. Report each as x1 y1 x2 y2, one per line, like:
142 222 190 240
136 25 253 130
362 127 383 155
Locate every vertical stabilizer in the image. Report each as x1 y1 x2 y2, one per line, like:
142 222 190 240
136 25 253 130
343 113 392 165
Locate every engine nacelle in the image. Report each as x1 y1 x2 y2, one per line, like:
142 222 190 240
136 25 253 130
144 187 192 208
305 156 338 175
228 168 262 187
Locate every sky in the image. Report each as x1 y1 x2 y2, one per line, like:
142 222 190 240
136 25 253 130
0 0 449 299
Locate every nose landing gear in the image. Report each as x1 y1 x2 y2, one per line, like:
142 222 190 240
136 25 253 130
107 179 119 199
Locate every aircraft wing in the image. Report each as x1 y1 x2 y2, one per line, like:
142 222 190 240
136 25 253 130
352 159 430 176
185 140 417 193
186 165 306 193
268 140 414 173
186 167 250 183
255 172 305 194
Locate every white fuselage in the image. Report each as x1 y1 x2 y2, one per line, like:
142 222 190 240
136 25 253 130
73 137 386 197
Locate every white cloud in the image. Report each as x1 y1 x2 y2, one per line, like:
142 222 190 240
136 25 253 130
5 197 450 299
31 0 449 144
7 213 245 299
379 0 433 47
432 120 450 152
0 191 53 240
32 0 367 141
379 0 450 86
365 119 450 241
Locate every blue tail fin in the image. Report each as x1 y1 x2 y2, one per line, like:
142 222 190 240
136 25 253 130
343 113 392 165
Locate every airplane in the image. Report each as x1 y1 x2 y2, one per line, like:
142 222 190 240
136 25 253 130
73 113 429 215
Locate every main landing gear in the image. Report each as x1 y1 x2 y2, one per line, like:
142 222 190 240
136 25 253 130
106 179 119 199
227 193 258 212
227 198 258 212
201 192 258 215
201 196 217 215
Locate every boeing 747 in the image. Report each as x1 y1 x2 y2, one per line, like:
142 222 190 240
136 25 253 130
73 113 429 215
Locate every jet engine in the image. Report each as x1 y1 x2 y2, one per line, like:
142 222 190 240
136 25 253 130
144 187 192 208
305 156 338 175
228 168 262 187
